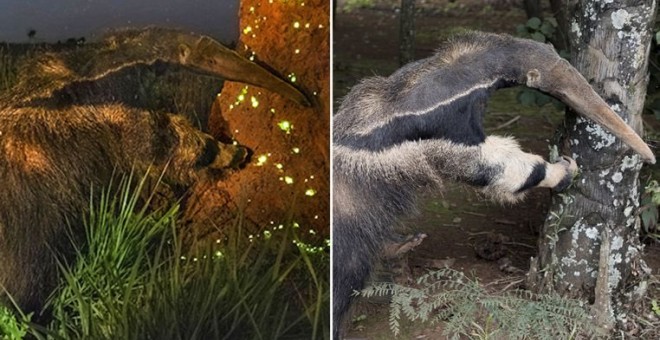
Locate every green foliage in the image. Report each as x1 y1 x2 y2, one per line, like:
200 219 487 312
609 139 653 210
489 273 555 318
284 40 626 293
361 268 596 339
641 180 660 241
652 300 660 317
0 45 19 93
516 17 557 44
0 306 30 340
647 98 660 120
8 173 328 339
516 88 564 110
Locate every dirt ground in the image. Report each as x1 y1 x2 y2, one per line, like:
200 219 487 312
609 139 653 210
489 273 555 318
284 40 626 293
334 0 660 338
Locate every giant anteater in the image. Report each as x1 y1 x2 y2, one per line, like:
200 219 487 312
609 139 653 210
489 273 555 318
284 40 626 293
0 28 307 314
332 31 654 339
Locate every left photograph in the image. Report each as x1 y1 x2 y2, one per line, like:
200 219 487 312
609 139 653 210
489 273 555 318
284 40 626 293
0 0 329 339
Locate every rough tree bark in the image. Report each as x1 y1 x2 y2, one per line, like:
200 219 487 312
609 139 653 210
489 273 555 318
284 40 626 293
527 0 657 333
399 0 415 66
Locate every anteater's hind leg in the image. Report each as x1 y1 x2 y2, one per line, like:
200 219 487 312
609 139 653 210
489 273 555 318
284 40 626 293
332 228 374 340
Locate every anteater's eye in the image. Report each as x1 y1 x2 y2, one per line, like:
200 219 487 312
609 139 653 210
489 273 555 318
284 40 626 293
195 138 219 168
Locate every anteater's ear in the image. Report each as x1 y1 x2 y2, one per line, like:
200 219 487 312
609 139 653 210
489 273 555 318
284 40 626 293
178 44 191 63
525 69 541 88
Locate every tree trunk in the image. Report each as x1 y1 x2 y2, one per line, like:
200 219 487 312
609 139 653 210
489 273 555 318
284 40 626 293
399 0 415 66
523 0 542 19
527 0 657 332
548 0 570 52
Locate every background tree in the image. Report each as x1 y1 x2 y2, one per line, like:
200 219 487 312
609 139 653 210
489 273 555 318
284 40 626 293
399 0 416 65
527 0 657 332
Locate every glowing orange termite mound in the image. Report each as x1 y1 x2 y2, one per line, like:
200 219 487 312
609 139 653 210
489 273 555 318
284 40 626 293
188 0 329 239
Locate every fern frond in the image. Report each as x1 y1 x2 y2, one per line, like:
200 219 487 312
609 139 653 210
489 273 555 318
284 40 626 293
360 269 598 339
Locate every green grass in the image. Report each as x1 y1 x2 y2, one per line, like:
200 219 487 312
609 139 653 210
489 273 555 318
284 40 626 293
1 173 329 339
0 45 19 93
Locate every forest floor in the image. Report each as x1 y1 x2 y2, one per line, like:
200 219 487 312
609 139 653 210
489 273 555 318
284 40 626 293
334 0 660 338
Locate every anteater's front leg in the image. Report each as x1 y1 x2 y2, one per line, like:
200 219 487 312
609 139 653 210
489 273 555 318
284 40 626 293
424 135 578 202
477 135 577 201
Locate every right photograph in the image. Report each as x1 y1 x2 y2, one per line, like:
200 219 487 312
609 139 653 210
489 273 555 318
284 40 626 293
332 1 659 339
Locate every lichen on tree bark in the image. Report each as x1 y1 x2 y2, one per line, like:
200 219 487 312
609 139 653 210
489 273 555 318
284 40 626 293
527 0 657 331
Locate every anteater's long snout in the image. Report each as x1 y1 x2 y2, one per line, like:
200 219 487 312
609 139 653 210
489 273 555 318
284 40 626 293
543 60 655 164
187 37 312 107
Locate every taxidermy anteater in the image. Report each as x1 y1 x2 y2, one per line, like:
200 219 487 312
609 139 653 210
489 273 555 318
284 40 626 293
332 31 655 338
0 28 310 314
7 28 311 108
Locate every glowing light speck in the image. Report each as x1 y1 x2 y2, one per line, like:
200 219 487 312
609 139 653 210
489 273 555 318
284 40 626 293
305 189 317 196
288 73 297 83
284 176 294 184
251 96 259 108
256 154 268 166
293 21 300 29
292 147 300 154
278 120 293 134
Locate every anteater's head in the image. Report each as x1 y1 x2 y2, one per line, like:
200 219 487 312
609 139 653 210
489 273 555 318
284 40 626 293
101 28 311 107
164 115 248 184
511 37 655 163
104 106 247 185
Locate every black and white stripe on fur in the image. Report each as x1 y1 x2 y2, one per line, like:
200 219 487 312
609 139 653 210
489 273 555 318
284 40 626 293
332 31 653 339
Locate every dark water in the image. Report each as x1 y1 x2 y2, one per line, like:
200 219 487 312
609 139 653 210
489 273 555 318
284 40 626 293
0 0 239 44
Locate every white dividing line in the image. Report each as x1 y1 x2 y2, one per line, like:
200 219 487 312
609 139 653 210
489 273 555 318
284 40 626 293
356 78 499 135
